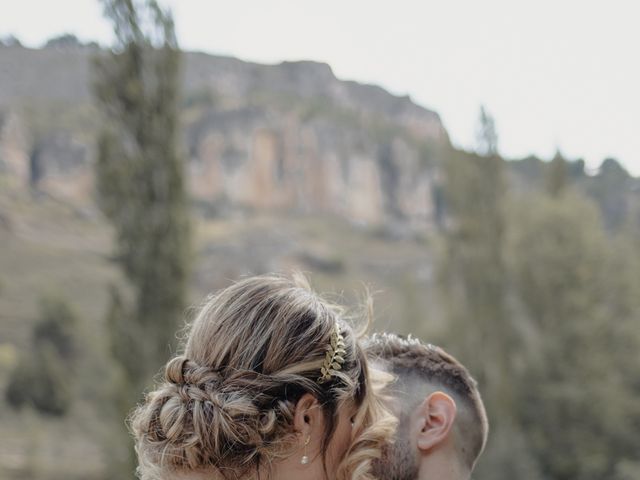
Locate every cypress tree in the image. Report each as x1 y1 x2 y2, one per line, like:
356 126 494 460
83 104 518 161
92 0 190 473
439 108 534 479
93 0 190 388
546 150 568 197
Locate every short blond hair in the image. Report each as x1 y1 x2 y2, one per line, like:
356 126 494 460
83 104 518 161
130 274 395 480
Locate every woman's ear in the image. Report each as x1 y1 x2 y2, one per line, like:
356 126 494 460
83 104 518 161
415 391 457 452
293 393 322 435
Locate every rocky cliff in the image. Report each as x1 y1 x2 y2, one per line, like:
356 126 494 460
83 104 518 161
0 44 449 230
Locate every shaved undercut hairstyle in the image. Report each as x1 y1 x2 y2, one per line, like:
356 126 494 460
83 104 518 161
366 333 489 471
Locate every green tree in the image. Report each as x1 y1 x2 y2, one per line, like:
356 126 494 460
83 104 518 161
32 295 77 360
93 0 190 383
508 191 640 480
6 344 71 416
440 149 510 378
441 109 512 407
440 145 539 479
5 295 77 416
585 158 632 230
92 0 190 474
439 109 545 479
475 105 498 157
546 150 568 197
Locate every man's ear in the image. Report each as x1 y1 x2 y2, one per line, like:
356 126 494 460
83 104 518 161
415 391 457 452
293 393 322 435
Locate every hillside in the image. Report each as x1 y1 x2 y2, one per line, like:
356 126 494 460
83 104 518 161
0 175 439 479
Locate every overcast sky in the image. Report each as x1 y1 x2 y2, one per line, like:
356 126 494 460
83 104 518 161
2 0 639 174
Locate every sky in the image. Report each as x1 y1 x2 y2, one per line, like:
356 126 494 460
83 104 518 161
2 0 639 174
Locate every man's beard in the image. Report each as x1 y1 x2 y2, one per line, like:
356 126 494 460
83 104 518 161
371 417 419 480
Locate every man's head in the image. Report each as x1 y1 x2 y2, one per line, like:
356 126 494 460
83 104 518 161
366 333 489 480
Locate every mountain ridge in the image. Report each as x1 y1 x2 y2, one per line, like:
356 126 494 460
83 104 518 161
0 43 448 230
0 44 446 140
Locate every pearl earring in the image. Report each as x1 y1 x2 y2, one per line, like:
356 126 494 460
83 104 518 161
301 435 311 465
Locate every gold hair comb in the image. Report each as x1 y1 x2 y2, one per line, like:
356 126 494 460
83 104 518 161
318 322 346 383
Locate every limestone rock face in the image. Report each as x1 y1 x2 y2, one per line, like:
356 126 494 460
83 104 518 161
183 105 442 229
0 45 448 230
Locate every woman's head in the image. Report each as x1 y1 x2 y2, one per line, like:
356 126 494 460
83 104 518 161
130 274 395 480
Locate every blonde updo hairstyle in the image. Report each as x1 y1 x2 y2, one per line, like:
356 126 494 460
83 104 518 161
130 274 395 480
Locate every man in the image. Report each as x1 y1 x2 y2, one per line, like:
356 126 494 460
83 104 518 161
367 333 489 480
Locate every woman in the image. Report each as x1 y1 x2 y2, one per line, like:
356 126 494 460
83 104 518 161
130 274 395 480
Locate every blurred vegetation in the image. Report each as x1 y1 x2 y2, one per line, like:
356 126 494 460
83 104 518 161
92 0 190 475
6 295 77 416
438 108 640 480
